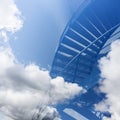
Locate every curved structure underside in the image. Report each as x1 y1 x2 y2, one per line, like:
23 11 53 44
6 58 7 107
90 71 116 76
50 0 120 119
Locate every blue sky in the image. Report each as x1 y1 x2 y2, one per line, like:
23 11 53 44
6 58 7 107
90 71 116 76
0 0 120 120
10 0 82 68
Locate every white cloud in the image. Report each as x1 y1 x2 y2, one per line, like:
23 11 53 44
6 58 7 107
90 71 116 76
0 0 23 33
95 40 120 120
0 31 9 42
0 0 23 43
32 106 62 120
0 47 83 120
0 1 83 119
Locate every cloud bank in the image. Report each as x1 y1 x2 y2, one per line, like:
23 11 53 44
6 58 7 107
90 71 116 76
0 1 83 120
0 46 83 120
95 40 120 120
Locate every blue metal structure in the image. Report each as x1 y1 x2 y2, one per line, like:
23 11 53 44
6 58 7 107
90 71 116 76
50 0 120 119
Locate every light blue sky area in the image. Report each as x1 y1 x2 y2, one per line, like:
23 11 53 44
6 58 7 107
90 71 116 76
10 0 82 69
0 113 2 119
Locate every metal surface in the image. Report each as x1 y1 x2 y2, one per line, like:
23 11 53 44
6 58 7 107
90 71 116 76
50 0 120 119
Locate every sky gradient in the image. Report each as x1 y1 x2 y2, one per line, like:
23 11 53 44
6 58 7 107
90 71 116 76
10 0 82 68
0 0 120 120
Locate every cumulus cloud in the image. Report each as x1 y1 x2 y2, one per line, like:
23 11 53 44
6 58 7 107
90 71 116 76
95 40 120 120
32 106 61 120
0 0 23 32
0 47 83 120
0 1 83 119
0 0 23 42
